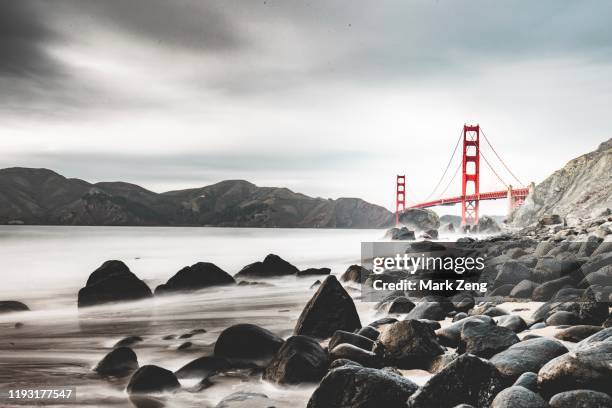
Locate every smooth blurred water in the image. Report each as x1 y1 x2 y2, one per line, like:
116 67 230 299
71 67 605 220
0 226 387 407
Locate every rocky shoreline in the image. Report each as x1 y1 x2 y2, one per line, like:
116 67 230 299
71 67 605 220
1 211 611 408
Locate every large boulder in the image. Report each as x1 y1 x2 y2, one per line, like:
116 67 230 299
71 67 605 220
329 343 382 368
537 341 612 398
495 315 528 333
235 254 299 277
297 268 331 277
489 338 568 383
575 327 612 349
405 301 450 321
548 390 612 408
263 335 328 384
509 280 539 298
77 260 152 307
578 287 609 325
546 311 580 326
490 386 548 408
214 324 284 365
387 227 416 241
398 208 440 231
387 297 416 314
329 330 374 352
94 347 139 377
175 356 255 379
495 262 534 286
155 262 235 295
554 325 603 342
406 354 505 408
513 372 539 392
0 300 29 314
294 275 361 338
436 315 494 347
126 365 180 394
306 365 418 408
378 320 444 368
531 276 573 301
458 322 520 359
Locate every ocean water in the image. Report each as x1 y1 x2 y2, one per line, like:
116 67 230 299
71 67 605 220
0 226 391 407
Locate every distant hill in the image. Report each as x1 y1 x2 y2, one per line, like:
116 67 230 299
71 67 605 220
510 138 612 226
0 168 394 228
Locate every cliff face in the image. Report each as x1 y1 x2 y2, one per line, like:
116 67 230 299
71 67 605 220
0 168 393 228
510 139 612 226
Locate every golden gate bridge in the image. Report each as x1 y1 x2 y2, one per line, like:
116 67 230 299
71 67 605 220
395 124 534 227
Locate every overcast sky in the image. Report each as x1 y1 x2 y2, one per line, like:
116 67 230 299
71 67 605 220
1 0 611 214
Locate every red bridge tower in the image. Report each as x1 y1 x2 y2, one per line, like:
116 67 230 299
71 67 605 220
461 125 480 227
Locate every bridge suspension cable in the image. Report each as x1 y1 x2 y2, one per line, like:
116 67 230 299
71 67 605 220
480 128 524 186
480 149 508 187
423 128 463 201
437 160 462 199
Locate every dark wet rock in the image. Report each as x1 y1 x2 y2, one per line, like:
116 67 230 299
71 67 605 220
532 292 582 323
387 297 415 314
398 208 440 231
458 321 520 359
578 287 609 325
235 254 299 278
306 365 418 408
126 365 180 394
548 390 612 408
490 338 568 383
554 325 603 342
453 312 468 322
340 264 369 283
406 354 505 408
357 326 380 341
505 247 528 259
14 322 24 328
0 301 29 314
495 262 534 286
575 327 612 349
177 342 192 350
388 226 416 240
436 315 494 347
294 275 361 338
603 314 612 328
367 317 398 328
425 352 458 374
523 334 543 340
154 262 235 295
175 356 244 379
214 324 284 365
161 335 175 340
510 280 539 298
329 330 373 352
114 336 143 348
78 260 152 307
533 258 582 282
378 319 444 368
513 372 539 392
489 284 515 297
215 392 276 408
495 315 528 333
469 304 508 317
94 347 139 377
532 276 573 301
490 386 548 408
475 215 501 234
451 293 476 312
418 319 441 331
538 341 612 397
329 343 381 368
297 268 331 277
546 311 580 326
405 301 448 321
178 333 193 339
263 335 328 384
530 322 547 329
